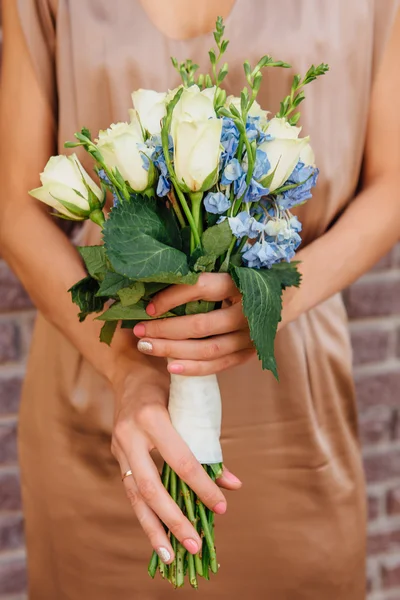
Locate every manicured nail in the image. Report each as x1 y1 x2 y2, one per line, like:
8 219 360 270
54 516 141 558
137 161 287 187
168 363 184 374
182 539 199 554
146 302 156 316
157 546 171 563
137 340 153 354
133 324 146 337
222 470 242 485
213 501 227 515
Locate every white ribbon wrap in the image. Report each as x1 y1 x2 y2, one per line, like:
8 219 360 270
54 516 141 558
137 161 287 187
168 371 223 464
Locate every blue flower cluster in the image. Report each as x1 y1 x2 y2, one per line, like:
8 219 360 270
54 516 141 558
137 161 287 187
241 215 302 268
275 161 319 210
147 134 172 198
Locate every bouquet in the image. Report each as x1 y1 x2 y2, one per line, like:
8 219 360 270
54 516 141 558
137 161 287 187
29 17 327 589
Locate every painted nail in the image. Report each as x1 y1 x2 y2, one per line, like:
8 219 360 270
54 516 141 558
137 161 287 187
146 302 156 316
222 470 242 485
133 324 146 337
157 546 171 563
168 363 184 374
137 340 153 354
182 538 199 554
213 501 227 515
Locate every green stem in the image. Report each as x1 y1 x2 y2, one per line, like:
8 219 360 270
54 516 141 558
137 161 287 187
198 501 218 574
172 183 202 248
176 544 186 587
181 481 203 577
188 553 198 588
167 189 186 229
148 551 158 579
189 191 203 252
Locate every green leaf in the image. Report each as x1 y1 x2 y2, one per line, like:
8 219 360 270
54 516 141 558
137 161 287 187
69 276 106 322
117 282 145 306
144 282 169 297
231 265 300 378
121 320 140 329
97 300 175 321
100 321 118 345
137 271 199 285
78 246 108 281
103 198 191 280
193 254 217 273
96 272 131 297
185 300 215 315
202 219 233 256
270 261 302 288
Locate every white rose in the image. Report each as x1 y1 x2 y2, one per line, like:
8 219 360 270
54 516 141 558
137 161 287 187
171 86 222 192
131 89 167 135
225 95 269 125
96 111 153 192
259 117 314 191
29 154 102 220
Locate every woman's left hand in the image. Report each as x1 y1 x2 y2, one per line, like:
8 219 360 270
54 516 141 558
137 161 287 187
133 273 256 376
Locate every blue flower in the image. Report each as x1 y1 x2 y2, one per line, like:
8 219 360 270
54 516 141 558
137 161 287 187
246 116 271 144
149 134 173 198
221 158 242 185
220 118 240 171
204 191 231 215
276 161 319 210
228 211 264 239
252 149 270 181
156 175 171 197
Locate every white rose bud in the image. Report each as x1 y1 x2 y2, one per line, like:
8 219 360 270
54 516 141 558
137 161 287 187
171 85 222 192
29 154 103 220
96 110 154 192
131 89 167 135
259 117 313 191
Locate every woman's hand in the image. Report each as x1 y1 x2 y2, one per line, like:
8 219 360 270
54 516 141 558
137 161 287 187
110 360 242 564
134 273 256 376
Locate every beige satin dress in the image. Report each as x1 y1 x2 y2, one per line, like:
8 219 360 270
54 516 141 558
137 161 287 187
16 1 399 598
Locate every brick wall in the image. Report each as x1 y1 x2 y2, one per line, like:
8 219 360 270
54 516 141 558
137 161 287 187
345 245 400 599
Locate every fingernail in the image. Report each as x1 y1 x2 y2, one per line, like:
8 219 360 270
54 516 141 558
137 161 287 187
157 546 171 563
137 340 153 354
133 324 146 337
146 302 156 316
168 363 184 374
222 471 242 485
213 501 227 515
182 538 199 554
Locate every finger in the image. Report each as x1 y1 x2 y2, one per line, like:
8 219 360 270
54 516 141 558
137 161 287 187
167 348 256 376
146 412 228 515
134 303 247 340
146 273 238 317
216 466 243 491
123 474 175 564
137 330 253 361
127 444 203 554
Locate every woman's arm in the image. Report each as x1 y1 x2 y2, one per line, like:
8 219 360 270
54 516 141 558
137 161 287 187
135 8 400 373
0 1 238 564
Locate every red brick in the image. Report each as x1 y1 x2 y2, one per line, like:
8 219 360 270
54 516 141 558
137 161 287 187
0 555 26 595
368 494 380 521
0 514 24 552
387 488 400 516
359 406 393 445
368 527 400 555
381 560 400 590
0 472 22 511
0 262 32 312
363 450 400 484
350 328 391 366
0 377 22 416
344 278 400 318
0 322 19 364
0 422 18 465
355 372 400 410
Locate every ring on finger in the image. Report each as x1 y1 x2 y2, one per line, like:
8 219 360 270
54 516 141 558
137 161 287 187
122 469 133 482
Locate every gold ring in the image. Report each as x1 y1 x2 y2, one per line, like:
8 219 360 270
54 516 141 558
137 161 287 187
122 469 133 482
